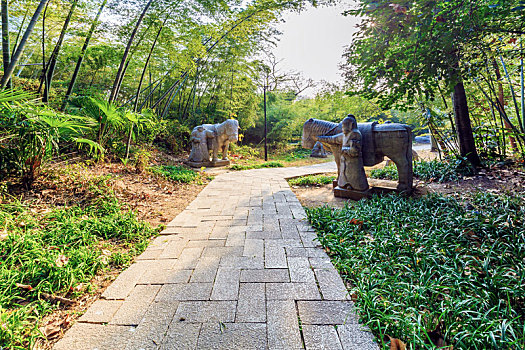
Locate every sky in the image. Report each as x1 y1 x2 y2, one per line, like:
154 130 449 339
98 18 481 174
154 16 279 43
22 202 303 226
271 1 360 95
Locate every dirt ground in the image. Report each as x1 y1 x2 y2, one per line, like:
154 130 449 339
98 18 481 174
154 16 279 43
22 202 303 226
291 149 525 208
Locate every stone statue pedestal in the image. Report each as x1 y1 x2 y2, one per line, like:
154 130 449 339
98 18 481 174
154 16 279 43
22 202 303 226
185 159 230 168
334 185 412 200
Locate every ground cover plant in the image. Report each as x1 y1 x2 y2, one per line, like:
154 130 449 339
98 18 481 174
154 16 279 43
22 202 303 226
229 161 284 171
288 174 336 187
149 165 204 184
306 192 525 349
370 159 472 183
0 174 159 349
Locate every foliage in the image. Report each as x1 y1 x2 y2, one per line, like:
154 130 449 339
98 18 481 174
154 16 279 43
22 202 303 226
228 161 283 171
288 174 335 186
149 165 202 183
0 180 159 348
370 159 474 183
0 90 91 187
306 192 525 349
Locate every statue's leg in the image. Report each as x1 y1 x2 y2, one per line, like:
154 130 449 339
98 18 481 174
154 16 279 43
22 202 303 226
391 145 413 191
222 141 230 160
212 139 219 162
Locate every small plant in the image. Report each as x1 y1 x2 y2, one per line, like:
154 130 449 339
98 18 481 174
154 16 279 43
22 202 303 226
229 161 284 171
149 165 200 183
133 149 151 173
288 174 336 187
370 159 470 183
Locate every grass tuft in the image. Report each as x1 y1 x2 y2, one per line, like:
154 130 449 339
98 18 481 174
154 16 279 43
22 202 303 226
288 174 336 187
371 159 470 183
229 161 284 171
149 165 203 183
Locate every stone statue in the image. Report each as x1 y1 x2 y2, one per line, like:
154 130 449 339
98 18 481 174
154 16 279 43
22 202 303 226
338 116 369 191
310 141 327 158
202 119 239 162
186 119 239 167
188 126 214 163
302 115 413 192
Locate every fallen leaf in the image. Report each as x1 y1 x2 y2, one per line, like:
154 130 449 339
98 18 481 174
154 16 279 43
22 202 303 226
388 336 407 350
15 283 33 291
55 254 69 267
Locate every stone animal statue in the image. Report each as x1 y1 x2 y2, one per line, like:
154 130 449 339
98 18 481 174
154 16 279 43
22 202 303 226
202 119 239 162
310 141 327 158
302 117 413 191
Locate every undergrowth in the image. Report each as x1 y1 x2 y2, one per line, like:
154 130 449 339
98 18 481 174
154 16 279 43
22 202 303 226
288 174 336 187
370 159 473 183
149 165 209 184
0 175 159 349
306 192 524 349
229 161 284 171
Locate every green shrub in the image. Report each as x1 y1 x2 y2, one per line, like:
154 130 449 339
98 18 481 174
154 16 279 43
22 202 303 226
276 147 311 162
288 174 336 186
149 165 200 183
306 192 525 349
370 159 471 183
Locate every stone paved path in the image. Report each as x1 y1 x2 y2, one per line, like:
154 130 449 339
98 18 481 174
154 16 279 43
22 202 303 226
55 163 378 350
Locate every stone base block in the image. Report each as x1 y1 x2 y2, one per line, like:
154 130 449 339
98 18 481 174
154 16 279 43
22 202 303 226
185 160 230 168
334 186 412 200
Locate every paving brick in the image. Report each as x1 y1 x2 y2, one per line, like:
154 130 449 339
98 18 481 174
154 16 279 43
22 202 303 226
137 259 178 284
124 301 179 350
211 268 240 300
155 283 213 302
157 238 188 259
240 269 290 283
174 301 237 322
266 283 321 301
267 300 303 349
172 247 203 269
309 257 334 269
336 324 379 350
265 242 287 269
102 261 154 300
297 301 357 325
315 269 349 300
202 246 243 258
220 256 264 269
197 322 267 349
303 325 343 350
246 230 282 240
190 256 220 283
243 239 264 258
111 285 161 325
186 239 225 248
159 322 201 350
54 323 134 350
78 300 123 323
236 283 266 322
225 230 245 246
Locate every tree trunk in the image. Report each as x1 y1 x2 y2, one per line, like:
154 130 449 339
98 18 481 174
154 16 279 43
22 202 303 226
108 0 154 103
2 0 12 89
62 0 106 110
43 0 78 102
1 0 49 89
451 81 481 166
